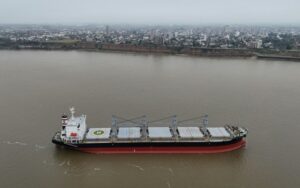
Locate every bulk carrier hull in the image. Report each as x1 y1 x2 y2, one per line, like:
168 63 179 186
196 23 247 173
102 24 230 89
52 136 246 154
52 108 248 154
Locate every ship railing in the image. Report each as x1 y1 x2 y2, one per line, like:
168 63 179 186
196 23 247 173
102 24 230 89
62 136 84 144
104 136 233 143
177 136 207 141
238 127 248 137
225 124 247 138
147 137 175 141
224 125 236 138
53 131 61 141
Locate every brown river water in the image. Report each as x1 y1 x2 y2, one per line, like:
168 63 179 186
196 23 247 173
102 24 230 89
0 50 300 188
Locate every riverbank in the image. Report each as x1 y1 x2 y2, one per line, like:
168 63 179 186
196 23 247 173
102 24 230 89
1 42 300 61
256 54 300 61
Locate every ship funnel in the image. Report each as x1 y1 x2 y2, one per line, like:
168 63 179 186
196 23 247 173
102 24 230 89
61 114 68 125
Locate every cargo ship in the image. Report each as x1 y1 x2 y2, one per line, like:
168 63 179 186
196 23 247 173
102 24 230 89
52 107 248 154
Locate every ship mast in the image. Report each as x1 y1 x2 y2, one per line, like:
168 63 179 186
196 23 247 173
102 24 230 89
202 114 208 128
70 107 75 119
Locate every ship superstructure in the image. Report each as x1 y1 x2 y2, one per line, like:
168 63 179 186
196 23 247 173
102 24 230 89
52 107 248 154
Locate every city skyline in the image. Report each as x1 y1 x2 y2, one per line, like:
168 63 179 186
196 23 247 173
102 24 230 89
0 0 300 25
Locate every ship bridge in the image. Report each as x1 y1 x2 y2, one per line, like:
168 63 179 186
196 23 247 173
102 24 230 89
60 107 87 142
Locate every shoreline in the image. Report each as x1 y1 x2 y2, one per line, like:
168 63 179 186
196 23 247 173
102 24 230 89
255 54 300 61
1 47 300 62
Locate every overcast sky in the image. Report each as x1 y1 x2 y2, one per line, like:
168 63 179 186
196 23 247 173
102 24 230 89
0 0 299 25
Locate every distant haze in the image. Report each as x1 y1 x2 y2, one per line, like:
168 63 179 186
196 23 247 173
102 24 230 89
0 0 299 25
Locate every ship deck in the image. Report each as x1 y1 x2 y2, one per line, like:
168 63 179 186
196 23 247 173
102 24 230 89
54 126 247 145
